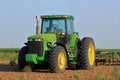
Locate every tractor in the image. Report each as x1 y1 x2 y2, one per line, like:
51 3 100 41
18 15 95 73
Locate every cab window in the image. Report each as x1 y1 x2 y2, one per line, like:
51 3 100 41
67 19 74 34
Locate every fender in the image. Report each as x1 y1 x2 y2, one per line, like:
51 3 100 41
68 33 79 48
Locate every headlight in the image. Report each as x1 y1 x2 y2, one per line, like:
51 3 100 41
35 39 42 41
28 39 32 41
28 39 42 41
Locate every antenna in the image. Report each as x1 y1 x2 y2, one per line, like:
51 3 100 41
70 0 73 14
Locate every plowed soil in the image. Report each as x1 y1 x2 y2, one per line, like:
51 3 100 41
0 61 119 80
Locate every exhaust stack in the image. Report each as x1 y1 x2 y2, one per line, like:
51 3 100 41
36 16 40 35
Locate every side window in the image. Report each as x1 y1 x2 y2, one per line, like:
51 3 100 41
67 19 74 34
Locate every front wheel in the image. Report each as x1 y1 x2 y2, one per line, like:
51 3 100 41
48 46 67 73
78 37 95 70
18 46 32 72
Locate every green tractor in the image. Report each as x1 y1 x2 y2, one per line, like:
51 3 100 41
18 15 95 72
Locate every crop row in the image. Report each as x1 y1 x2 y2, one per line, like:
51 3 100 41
0 48 19 61
96 49 120 54
0 48 19 53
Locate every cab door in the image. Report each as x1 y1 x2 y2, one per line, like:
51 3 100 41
66 19 74 44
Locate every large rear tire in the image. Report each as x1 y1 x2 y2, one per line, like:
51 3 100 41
78 37 95 70
48 46 67 73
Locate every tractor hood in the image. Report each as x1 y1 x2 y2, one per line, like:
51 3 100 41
28 34 56 41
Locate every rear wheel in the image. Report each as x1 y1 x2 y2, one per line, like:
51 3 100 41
18 46 32 72
78 37 95 70
48 46 67 73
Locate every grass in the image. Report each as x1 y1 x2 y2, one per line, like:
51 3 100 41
19 76 24 80
73 73 80 80
0 53 18 61
0 48 19 53
0 48 19 63
96 49 120 54
111 66 120 79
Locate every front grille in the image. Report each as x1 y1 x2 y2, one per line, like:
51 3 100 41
28 41 43 56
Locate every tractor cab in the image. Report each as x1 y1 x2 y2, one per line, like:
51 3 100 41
41 15 75 44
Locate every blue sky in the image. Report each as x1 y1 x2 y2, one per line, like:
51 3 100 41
0 0 120 48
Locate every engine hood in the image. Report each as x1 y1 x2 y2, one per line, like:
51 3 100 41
28 34 56 41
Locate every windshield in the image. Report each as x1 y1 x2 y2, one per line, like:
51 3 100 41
42 19 66 33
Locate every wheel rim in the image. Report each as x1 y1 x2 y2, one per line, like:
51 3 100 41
58 52 65 69
88 43 95 65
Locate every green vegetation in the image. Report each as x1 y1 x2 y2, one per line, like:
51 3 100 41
0 53 18 61
19 76 24 80
0 48 19 53
111 66 120 80
0 48 19 61
94 49 120 80
96 49 120 64
96 49 120 54
73 73 80 80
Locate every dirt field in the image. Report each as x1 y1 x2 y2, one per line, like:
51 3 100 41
0 61 119 80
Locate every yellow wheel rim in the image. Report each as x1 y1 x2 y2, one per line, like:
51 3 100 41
88 43 95 65
58 52 65 69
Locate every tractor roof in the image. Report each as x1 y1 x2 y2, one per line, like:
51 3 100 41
41 15 74 19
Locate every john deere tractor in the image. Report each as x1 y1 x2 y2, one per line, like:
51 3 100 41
18 15 95 73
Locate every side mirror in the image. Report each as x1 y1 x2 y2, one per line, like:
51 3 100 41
73 32 79 34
